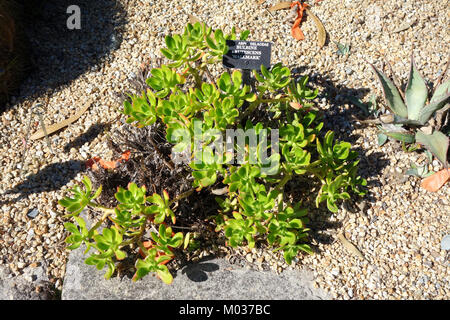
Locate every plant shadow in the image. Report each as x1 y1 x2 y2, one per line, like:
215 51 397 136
284 69 391 251
305 71 392 188
1 0 127 113
63 123 108 153
177 255 220 282
0 160 86 205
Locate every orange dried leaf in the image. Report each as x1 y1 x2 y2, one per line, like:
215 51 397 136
85 157 98 169
85 157 101 171
98 159 118 170
290 1 308 41
85 150 131 171
291 23 305 40
121 150 131 161
421 169 450 192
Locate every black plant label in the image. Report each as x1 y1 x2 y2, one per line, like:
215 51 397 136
223 40 272 70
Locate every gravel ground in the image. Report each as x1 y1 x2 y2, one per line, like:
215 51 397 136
0 0 449 299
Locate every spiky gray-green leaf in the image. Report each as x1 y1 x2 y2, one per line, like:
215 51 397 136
370 63 408 118
406 57 428 121
415 130 449 165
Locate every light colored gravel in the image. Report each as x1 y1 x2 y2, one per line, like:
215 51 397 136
0 0 448 298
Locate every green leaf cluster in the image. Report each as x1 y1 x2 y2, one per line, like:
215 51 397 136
59 176 102 217
370 56 449 165
61 177 184 282
61 23 367 283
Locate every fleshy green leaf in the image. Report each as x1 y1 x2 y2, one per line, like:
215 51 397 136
405 57 428 121
157 268 173 284
377 133 388 146
416 130 449 165
384 131 415 143
430 79 450 103
370 63 408 118
418 91 450 125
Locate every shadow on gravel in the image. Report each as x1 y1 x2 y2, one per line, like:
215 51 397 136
63 122 108 153
285 69 391 251
1 0 127 113
179 255 220 282
0 160 85 204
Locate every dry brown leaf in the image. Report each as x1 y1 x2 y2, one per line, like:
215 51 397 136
305 8 326 48
30 99 93 140
337 233 366 260
268 1 292 12
421 169 450 192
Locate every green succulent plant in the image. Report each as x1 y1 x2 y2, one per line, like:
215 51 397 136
370 55 449 165
60 22 367 283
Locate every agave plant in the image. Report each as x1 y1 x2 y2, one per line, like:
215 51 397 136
370 55 449 165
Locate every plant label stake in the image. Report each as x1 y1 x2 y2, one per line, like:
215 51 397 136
223 40 272 104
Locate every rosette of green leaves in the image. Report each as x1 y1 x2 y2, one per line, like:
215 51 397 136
64 216 92 250
280 119 315 175
267 204 311 264
115 183 147 215
133 248 173 284
59 176 102 217
288 75 319 108
224 211 257 248
190 146 232 189
301 111 324 137
205 27 250 58
314 131 355 173
161 34 190 68
224 26 250 42
85 226 126 279
123 89 157 127
166 120 193 153
256 139 282 178
204 96 239 130
146 65 185 98
223 163 261 194
168 90 200 116
193 82 221 106
312 131 367 212
111 207 146 232
315 174 351 212
145 190 176 224
183 22 211 50
216 70 257 106
161 23 211 68
156 100 187 126
370 56 449 164
150 224 183 255
205 29 228 57
238 184 276 221
253 63 291 93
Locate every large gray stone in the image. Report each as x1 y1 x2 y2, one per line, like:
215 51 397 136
62 247 330 300
0 263 55 300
